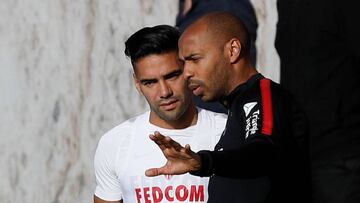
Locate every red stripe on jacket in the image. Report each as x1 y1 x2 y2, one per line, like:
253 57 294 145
260 78 273 135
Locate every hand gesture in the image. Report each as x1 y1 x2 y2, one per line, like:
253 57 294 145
145 131 201 177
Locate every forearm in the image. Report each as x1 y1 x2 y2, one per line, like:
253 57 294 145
191 137 275 178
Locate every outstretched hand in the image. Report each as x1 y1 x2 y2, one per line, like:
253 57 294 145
145 131 201 177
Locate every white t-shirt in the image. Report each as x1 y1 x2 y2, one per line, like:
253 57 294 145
94 108 227 202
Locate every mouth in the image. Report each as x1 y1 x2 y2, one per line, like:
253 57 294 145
188 83 203 96
159 100 178 111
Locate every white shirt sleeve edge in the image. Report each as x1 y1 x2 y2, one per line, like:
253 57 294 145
94 189 122 201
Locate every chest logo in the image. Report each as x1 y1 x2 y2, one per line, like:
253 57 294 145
245 109 260 139
243 102 257 117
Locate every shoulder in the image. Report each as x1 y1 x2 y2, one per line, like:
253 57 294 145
198 107 227 120
96 112 147 155
197 108 227 129
231 77 294 116
267 79 296 106
269 79 292 96
250 77 294 103
100 117 135 144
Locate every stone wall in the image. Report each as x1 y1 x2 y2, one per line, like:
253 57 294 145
0 1 278 202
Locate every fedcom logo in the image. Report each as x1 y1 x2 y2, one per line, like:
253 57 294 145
135 185 204 203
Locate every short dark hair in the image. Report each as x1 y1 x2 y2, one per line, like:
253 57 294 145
124 25 180 66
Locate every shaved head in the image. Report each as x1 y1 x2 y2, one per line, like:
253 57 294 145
179 11 257 101
182 11 251 57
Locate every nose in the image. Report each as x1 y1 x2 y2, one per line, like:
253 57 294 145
159 80 173 99
183 62 193 80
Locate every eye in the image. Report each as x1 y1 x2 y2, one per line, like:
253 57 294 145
191 57 201 63
184 55 201 64
168 74 178 80
165 69 183 80
170 72 181 79
141 80 156 86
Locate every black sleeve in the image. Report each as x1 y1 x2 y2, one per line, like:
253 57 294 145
191 135 275 178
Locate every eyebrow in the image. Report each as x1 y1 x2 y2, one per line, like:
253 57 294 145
139 68 183 84
164 68 183 79
140 78 157 84
183 54 200 61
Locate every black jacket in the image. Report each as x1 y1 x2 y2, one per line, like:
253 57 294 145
192 74 311 202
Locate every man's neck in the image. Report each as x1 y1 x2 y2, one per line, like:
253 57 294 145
226 60 258 97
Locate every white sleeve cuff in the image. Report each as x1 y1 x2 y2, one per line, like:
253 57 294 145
94 188 122 201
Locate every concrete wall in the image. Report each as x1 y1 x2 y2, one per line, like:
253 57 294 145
0 0 278 202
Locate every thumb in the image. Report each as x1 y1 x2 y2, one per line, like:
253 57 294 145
145 167 165 177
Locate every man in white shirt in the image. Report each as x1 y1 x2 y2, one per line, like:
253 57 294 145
93 25 227 203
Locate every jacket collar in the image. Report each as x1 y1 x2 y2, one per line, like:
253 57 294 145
220 73 264 108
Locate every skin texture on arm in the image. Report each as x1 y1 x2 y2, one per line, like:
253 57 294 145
145 131 202 177
94 195 122 203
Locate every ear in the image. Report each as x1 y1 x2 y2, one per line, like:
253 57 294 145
227 38 242 63
133 73 143 95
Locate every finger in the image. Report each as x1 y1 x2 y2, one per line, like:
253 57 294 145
150 132 165 144
153 132 184 151
159 135 185 152
154 132 174 148
145 166 166 177
153 132 176 148
149 132 168 151
145 168 160 177
163 136 182 150
153 131 165 139
149 134 167 151
182 144 194 157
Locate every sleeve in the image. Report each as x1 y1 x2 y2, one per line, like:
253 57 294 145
94 135 123 201
192 137 274 178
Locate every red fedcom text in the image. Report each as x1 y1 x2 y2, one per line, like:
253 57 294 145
135 184 204 202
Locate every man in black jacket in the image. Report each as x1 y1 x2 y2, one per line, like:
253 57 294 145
145 12 311 202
